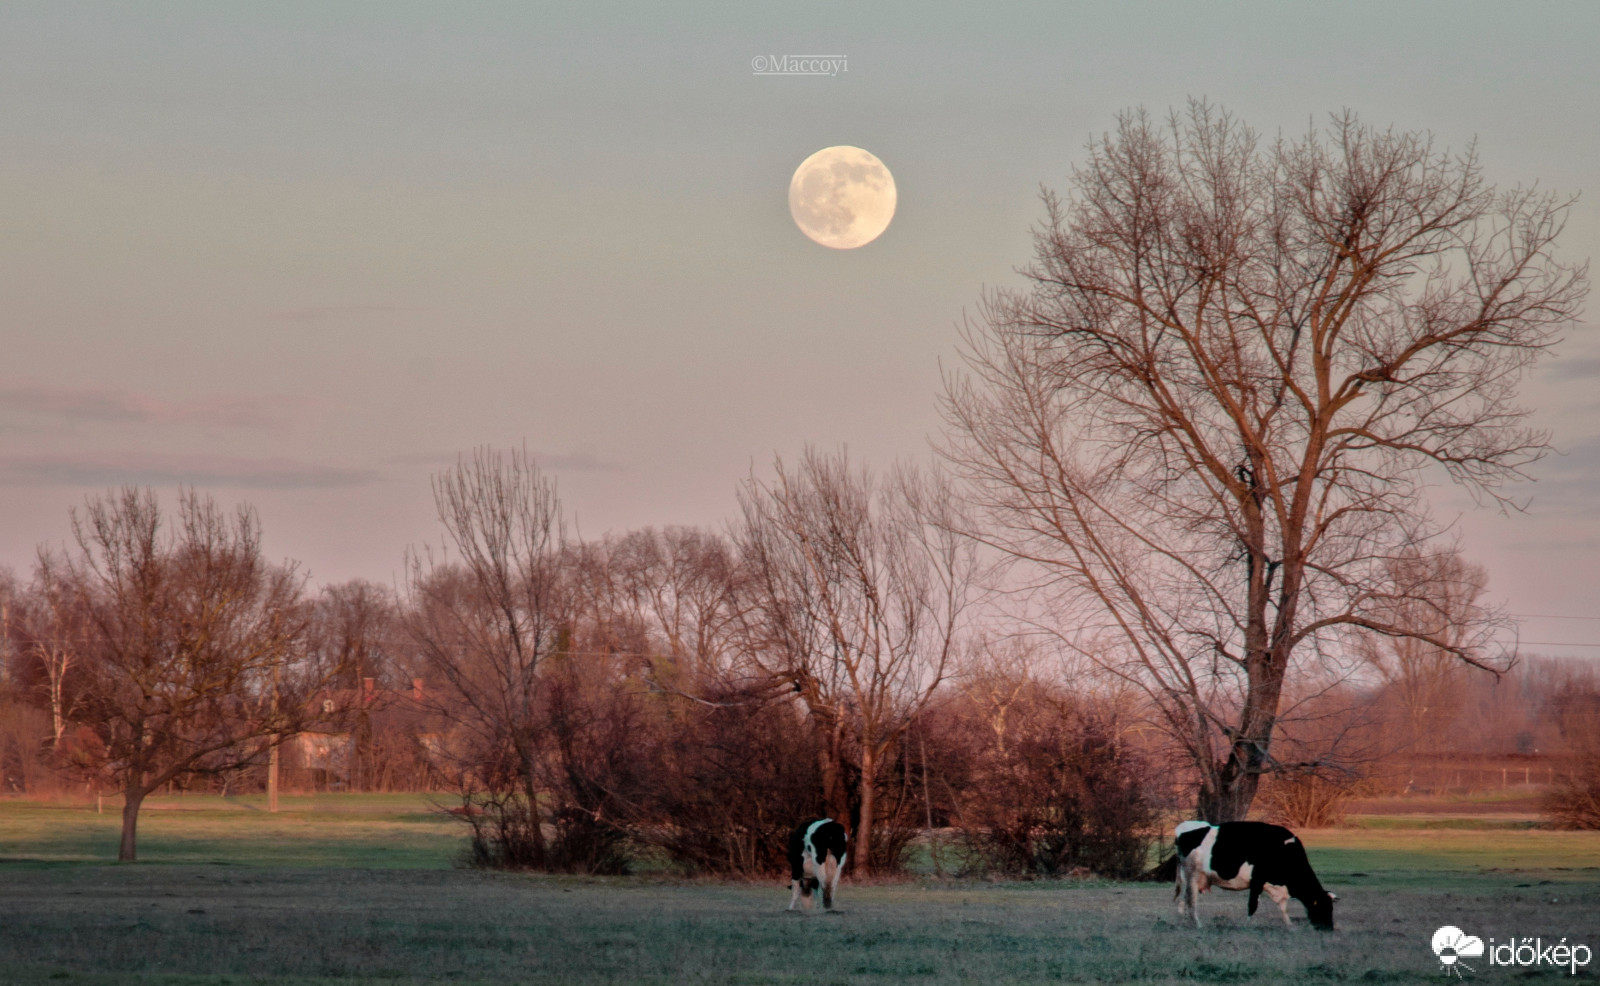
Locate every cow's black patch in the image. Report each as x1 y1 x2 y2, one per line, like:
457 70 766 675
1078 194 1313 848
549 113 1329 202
1174 825 1211 859
1207 822 1290 881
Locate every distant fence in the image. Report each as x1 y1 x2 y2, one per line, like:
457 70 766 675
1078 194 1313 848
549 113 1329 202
1373 758 1556 797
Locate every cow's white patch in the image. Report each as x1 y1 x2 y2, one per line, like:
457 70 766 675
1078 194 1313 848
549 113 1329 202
1209 861 1253 892
1194 825 1219 877
803 818 831 858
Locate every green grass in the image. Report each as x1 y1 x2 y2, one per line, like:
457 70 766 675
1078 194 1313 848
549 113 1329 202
1 796 1597 985
1345 815 1541 830
0 793 464 868
1294 826 1600 891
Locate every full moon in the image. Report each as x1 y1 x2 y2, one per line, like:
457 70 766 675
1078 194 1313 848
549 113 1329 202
788 145 897 249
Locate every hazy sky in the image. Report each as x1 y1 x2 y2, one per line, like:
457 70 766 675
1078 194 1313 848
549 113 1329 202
3 2 1597 656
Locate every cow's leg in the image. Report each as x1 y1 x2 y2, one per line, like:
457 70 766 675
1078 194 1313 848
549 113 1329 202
1180 861 1203 927
788 878 801 911
1174 858 1188 920
1247 882 1262 918
821 854 838 909
1265 884 1292 928
803 856 821 912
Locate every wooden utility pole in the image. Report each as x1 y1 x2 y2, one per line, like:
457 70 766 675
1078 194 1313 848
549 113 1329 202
267 740 279 812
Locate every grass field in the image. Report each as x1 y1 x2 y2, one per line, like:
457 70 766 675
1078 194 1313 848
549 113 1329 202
0 794 463 869
2 795 1597 985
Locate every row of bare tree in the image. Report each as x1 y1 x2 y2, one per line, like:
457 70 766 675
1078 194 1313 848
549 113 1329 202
2 103 1595 863
4 454 1597 871
0 450 1141 872
400 446 981 874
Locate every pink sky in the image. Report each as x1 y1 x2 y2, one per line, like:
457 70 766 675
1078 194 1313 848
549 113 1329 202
2 2 1596 658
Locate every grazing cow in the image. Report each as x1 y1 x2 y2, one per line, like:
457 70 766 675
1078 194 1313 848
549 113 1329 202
1173 820 1336 930
787 818 848 912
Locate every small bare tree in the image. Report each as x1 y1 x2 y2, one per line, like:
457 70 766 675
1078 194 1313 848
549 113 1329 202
62 488 328 860
612 527 746 684
942 102 1587 821
310 579 402 791
737 450 977 873
1359 548 1494 759
404 446 567 867
10 551 86 749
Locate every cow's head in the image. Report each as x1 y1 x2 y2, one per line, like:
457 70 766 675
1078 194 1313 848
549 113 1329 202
1305 891 1335 930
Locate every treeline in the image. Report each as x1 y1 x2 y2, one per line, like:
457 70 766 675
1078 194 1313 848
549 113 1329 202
2 448 1599 872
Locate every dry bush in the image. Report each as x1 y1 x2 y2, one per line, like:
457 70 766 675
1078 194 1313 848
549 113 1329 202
0 700 50 794
640 695 823 875
1543 754 1600 829
954 702 1158 879
1259 772 1361 829
446 657 641 875
1541 684 1600 829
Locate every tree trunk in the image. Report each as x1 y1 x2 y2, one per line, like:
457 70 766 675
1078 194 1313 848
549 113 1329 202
119 784 146 862
818 717 850 827
1198 758 1262 823
856 746 876 875
48 658 67 747
521 745 548 864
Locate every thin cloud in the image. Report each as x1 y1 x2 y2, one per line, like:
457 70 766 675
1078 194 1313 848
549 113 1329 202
0 383 281 428
269 305 417 322
1524 435 1600 516
540 452 627 473
0 452 380 490
382 449 627 473
1544 355 1600 382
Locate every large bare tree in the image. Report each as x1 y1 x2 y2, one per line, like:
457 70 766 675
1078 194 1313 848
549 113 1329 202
942 103 1587 821
737 450 976 872
62 488 329 860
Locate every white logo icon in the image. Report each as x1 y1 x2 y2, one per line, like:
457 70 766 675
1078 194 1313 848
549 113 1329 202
1432 926 1485 978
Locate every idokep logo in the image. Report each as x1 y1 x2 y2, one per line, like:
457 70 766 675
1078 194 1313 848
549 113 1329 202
1431 925 1593 977
1432 926 1484 978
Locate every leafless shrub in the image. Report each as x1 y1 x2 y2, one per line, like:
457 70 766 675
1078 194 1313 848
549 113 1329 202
1544 756 1600 830
641 693 823 875
1259 772 1361 829
950 674 1158 879
1541 680 1600 829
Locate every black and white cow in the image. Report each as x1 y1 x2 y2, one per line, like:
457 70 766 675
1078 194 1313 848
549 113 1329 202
787 818 848 912
1174 820 1336 930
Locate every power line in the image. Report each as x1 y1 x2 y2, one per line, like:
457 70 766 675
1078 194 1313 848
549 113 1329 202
1513 641 1600 648
1509 613 1600 621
